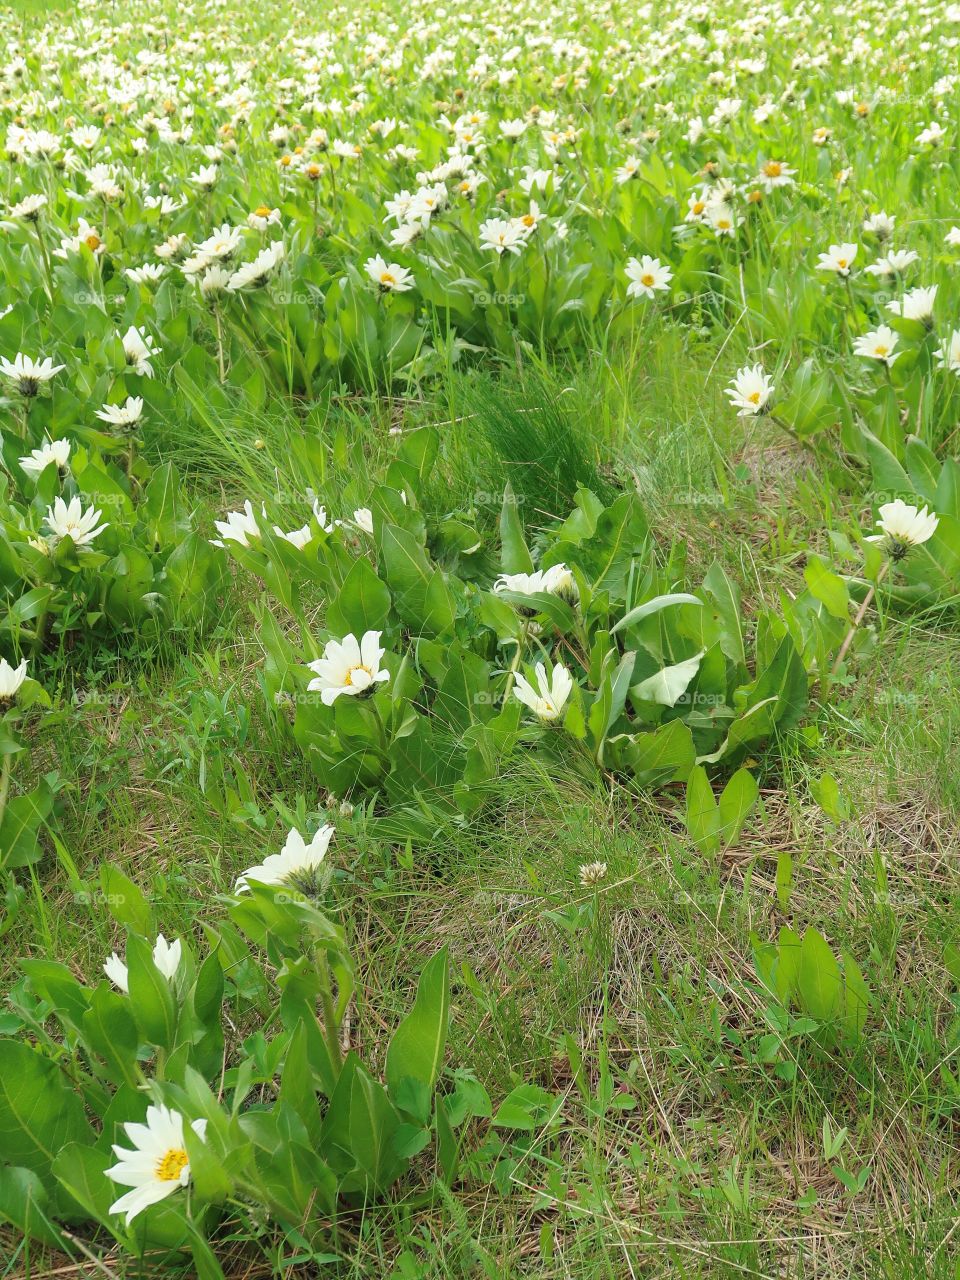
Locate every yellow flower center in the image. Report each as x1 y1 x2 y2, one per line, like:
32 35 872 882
254 204 271 217
279 154 292 166
344 664 372 687
837 258 847 268
763 161 782 176
747 390 761 404
380 271 395 285
874 345 888 356
84 233 101 250
641 273 655 286
155 1148 188 1182
717 219 731 229
692 201 705 214
522 214 535 227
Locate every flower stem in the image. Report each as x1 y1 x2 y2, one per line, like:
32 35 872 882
0 753 14 830
214 306 226 383
34 222 57 302
832 559 890 676
315 946 343 1076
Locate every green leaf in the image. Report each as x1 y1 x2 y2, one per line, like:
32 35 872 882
702 562 746 666
607 719 696 785
499 482 534 573
100 864 154 936
491 1084 563 1131
803 556 850 622
632 650 704 707
0 1166 67 1248
841 950 870 1043
386 948 450 1124
797 928 842 1022
717 768 759 848
496 589 577 634
51 1143 122 1237
126 932 178 1050
279 1020 323 1144
589 650 636 763
860 427 911 496
379 524 455 636
183 1222 227 1280
904 435 942 504
935 458 960 520
810 773 850 822
612 593 703 634
685 765 719 855
82 986 140 1087
0 1041 94 1200
348 1065 404 1192
327 555 391 636
183 1119 232 1207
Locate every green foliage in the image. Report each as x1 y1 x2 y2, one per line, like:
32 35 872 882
752 926 871 1054
0 874 475 1259
219 456 842 835
0 450 226 651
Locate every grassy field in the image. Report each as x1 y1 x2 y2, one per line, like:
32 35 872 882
7 348 960 1278
2 0 960 1275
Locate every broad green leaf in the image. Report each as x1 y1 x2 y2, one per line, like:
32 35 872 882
803 556 850 622
386 947 450 1125
0 1166 67 1248
326 555 391 636
841 950 870 1043
126 932 178 1050
100 864 154 936
685 765 719 855
717 768 759 848
632 649 704 707
0 1042 94 1200
499 482 534 573
612 593 703 634
797 928 842 1022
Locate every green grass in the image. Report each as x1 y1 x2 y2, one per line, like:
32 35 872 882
1 0 60 14
5 344 960 1277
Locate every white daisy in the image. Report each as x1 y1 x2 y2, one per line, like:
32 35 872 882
306 630 390 705
725 364 774 416
20 437 71 478
105 1104 207 1225
866 499 938 559
0 657 28 701
235 825 335 893
625 255 672 299
44 496 108 546
0 354 65 396
513 662 573 721
853 324 900 366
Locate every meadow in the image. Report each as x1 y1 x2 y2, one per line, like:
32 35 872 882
1 0 959 1275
